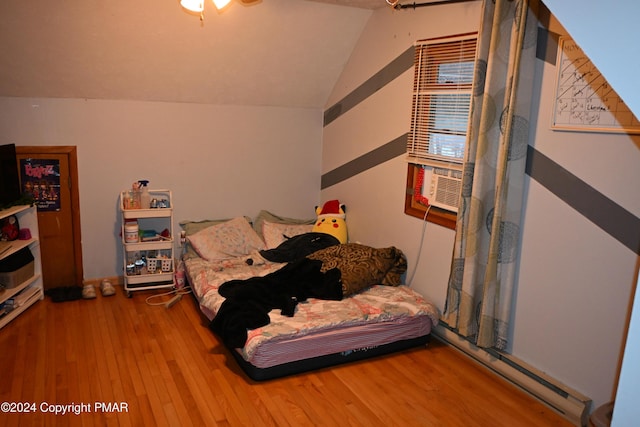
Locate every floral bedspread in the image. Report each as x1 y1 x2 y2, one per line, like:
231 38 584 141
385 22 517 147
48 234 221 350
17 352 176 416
184 254 440 361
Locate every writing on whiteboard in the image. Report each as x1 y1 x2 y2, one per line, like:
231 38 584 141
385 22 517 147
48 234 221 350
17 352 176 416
553 37 640 133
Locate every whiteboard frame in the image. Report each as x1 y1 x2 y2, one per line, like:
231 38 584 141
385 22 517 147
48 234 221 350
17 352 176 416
551 36 640 134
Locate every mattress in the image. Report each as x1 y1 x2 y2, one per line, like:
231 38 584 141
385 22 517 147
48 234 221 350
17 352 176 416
184 253 439 379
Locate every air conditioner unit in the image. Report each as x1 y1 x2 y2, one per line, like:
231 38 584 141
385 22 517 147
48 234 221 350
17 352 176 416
428 168 462 213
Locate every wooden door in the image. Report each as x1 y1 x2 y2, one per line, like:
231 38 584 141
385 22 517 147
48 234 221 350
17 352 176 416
16 146 83 289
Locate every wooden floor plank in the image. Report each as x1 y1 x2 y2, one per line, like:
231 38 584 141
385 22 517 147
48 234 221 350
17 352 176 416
0 287 573 426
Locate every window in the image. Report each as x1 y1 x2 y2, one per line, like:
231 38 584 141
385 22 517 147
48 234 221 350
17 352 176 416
405 33 477 227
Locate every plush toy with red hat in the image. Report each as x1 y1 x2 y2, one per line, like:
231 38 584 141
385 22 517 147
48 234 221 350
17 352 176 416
312 199 347 244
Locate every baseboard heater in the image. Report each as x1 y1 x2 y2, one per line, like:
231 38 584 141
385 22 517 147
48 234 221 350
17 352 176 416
433 324 591 426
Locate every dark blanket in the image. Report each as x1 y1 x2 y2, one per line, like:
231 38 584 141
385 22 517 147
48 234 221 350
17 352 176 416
210 257 343 348
259 232 339 263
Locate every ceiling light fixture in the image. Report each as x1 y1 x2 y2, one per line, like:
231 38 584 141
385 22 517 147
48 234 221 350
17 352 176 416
181 0 259 21
212 0 232 9
180 0 233 21
180 0 205 13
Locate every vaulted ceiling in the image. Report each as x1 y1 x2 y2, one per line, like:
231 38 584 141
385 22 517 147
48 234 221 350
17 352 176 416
0 0 399 109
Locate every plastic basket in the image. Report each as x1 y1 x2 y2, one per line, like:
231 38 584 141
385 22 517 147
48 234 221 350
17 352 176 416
147 258 158 273
161 258 173 272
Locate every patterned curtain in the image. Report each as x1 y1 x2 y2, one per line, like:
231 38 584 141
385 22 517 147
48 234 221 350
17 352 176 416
442 0 539 350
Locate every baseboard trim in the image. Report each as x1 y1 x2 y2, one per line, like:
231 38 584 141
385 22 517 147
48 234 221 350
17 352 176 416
433 324 591 426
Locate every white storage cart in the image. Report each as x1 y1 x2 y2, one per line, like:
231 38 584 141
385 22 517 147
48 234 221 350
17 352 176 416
120 189 175 297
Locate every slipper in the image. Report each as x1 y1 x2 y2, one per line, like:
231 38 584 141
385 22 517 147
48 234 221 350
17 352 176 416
100 280 116 297
82 284 97 299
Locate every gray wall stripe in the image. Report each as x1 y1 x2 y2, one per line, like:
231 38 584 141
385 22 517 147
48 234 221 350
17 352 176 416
323 46 414 127
321 134 407 189
321 42 639 254
525 145 640 254
536 28 559 65
320 142 639 253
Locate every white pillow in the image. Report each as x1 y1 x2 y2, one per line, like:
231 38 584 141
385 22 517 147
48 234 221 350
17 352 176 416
262 221 314 249
187 216 266 261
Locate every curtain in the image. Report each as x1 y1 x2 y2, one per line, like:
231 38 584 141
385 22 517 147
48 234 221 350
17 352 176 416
442 0 539 350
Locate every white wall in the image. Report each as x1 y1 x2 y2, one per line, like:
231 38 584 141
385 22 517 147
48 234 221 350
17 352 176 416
540 1 640 424
0 97 323 280
511 12 638 411
323 1 480 309
321 0 639 415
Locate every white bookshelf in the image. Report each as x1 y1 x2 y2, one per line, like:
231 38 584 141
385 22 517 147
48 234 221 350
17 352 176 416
0 205 43 329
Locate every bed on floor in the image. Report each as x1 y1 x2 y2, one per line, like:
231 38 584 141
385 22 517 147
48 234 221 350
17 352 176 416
180 211 440 381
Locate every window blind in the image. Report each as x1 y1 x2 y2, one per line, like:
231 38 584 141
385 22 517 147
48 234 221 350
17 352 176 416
406 34 478 167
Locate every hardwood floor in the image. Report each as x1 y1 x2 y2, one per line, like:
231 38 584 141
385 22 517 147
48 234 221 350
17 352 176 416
0 286 573 426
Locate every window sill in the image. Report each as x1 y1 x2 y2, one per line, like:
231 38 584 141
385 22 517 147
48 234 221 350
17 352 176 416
404 200 457 230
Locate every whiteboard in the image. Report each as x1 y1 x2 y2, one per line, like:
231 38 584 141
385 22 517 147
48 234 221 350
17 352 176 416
552 36 640 134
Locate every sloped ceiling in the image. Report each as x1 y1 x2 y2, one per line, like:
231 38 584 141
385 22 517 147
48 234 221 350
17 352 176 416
0 0 385 108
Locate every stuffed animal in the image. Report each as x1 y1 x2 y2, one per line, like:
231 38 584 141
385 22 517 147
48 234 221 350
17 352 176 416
312 200 347 244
